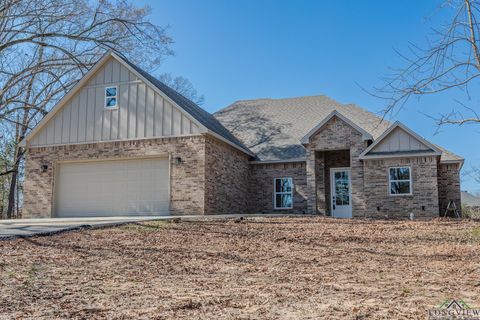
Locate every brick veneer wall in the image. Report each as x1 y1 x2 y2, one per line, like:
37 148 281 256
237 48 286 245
437 162 461 216
305 116 368 216
248 162 307 214
363 156 440 218
23 136 207 218
204 137 250 215
22 125 458 220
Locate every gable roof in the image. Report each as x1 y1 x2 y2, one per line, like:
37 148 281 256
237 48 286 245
436 145 463 163
20 51 254 157
214 95 463 163
300 110 373 144
358 121 442 160
214 95 391 161
20 52 113 147
120 58 253 156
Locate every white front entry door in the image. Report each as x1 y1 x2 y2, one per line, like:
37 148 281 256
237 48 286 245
330 168 352 218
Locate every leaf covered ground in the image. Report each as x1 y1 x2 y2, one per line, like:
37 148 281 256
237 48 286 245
1 217 479 319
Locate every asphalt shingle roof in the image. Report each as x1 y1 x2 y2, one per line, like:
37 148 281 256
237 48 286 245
214 95 462 162
123 59 252 156
436 145 463 162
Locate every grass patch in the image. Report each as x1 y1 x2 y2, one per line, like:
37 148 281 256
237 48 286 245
466 227 480 239
27 264 40 281
144 220 170 228
462 206 480 219
118 220 170 233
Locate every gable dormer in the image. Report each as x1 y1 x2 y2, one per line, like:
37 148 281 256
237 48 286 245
359 122 441 160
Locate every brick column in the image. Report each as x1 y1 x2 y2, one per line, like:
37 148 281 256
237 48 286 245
349 144 365 217
315 152 326 214
306 148 317 214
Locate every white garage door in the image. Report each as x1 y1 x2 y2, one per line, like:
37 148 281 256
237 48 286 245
55 157 170 217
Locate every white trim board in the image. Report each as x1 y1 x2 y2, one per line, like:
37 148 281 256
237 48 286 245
25 133 203 149
359 152 439 160
439 159 464 169
249 158 306 165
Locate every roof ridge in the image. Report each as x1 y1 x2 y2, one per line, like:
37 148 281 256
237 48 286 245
337 103 392 136
238 94 333 102
214 94 342 115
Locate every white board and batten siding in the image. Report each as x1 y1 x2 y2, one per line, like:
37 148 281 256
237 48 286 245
29 57 200 147
370 127 431 153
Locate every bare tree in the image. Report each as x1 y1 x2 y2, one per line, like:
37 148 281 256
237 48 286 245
158 73 205 105
0 0 173 218
373 0 480 125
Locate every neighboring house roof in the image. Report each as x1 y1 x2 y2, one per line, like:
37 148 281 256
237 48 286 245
214 95 463 163
461 191 480 207
20 51 254 157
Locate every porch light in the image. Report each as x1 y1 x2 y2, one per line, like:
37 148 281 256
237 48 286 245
174 157 183 165
40 164 48 173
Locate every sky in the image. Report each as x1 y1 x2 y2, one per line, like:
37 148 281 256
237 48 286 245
138 0 480 193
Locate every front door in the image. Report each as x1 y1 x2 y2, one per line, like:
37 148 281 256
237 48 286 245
330 168 352 218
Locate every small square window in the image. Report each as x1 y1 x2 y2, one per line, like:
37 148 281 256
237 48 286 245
389 167 412 195
274 177 293 209
105 86 117 109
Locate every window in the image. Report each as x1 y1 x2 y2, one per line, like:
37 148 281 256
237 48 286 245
389 166 412 195
274 177 293 209
105 86 117 108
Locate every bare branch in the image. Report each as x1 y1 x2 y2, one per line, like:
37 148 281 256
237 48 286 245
371 0 480 126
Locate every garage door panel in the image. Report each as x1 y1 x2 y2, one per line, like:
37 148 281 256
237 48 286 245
55 158 169 217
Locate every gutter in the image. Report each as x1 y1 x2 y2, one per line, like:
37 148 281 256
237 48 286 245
249 158 306 164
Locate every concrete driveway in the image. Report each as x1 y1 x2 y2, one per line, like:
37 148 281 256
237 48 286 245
0 214 294 239
0 216 188 239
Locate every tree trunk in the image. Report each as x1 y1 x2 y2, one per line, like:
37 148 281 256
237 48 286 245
6 43 44 218
6 117 20 219
0 178 4 218
6 165 17 219
16 168 19 217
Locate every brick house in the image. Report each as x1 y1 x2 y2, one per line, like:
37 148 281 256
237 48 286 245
20 52 463 219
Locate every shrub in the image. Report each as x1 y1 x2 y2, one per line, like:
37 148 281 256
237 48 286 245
462 205 480 219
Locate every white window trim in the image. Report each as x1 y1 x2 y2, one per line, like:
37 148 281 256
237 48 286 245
273 177 293 210
388 166 412 196
105 86 118 109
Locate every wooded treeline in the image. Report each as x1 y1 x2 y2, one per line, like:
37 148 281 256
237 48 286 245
0 0 174 218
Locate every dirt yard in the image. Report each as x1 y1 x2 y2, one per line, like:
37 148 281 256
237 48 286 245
1 217 479 319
